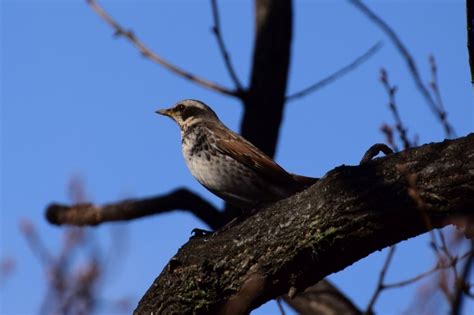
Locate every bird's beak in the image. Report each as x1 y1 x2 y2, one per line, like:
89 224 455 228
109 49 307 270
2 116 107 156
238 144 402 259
155 108 172 118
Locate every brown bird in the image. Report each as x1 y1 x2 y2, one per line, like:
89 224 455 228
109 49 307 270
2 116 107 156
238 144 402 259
156 99 317 209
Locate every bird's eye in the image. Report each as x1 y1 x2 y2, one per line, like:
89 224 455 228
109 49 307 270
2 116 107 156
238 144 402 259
176 104 185 111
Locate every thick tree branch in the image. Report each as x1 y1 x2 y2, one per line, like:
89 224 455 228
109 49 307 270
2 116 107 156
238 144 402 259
86 0 238 97
286 42 382 102
135 134 474 314
45 188 224 230
240 0 292 157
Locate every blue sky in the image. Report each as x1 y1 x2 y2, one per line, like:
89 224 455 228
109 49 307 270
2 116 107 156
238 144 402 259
1 0 473 314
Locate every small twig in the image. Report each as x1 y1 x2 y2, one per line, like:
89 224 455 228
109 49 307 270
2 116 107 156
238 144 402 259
360 143 393 165
384 250 474 289
286 42 382 101
380 124 399 152
46 188 224 230
19 220 53 266
438 230 459 280
210 0 244 92
380 68 412 150
349 0 455 137
365 246 396 314
428 55 455 137
451 241 474 315
86 0 238 97
276 298 286 315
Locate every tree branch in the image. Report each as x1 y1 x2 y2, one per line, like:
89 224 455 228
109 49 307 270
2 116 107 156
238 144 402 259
135 134 474 314
240 0 293 157
286 42 382 102
210 0 245 92
45 188 224 230
86 0 238 97
349 0 455 138
283 280 362 315
467 0 474 85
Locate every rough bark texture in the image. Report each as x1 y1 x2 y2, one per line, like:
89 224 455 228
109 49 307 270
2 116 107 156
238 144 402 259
135 134 474 314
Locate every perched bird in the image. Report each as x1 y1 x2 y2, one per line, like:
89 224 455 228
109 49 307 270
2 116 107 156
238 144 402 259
156 99 317 209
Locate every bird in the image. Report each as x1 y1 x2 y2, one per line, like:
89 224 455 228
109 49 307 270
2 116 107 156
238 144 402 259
156 99 317 209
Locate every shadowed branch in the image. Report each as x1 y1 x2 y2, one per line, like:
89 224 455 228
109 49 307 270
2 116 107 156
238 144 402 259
286 41 382 102
46 188 224 230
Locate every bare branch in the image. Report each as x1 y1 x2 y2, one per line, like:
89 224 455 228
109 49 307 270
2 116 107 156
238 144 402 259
275 298 286 315
383 250 474 289
365 246 396 314
210 0 244 92
286 42 382 102
379 68 413 150
283 280 362 315
86 0 238 97
349 0 455 137
45 188 224 230
451 241 474 315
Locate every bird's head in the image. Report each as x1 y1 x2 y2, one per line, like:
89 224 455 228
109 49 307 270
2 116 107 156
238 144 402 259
156 99 219 129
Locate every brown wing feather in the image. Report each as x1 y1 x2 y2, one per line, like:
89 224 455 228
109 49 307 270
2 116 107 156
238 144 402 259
211 126 297 186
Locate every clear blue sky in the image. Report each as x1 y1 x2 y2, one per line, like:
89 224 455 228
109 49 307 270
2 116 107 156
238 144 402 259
1 0 473 314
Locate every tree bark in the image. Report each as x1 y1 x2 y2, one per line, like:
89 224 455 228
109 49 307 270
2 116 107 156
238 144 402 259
134 134 474 314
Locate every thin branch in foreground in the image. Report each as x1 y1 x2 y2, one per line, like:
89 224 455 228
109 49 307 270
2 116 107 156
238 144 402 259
365 246 396 314
450 241 474 315
379 68 412 150
86 0 238 97
349 0 455 137
45 188 224 230
285 41 382 102
428 55 456 137
210 0 244 92
283 280 362 315
275 298 286 315
383 250 474 289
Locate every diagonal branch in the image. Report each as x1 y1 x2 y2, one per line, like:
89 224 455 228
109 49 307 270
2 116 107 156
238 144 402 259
348 0 455 138
135 134 474 314
283 280 362 315
45 188 224 230
86 0 238 97
286 41 382 102
365 246 396 314
210 0 245 92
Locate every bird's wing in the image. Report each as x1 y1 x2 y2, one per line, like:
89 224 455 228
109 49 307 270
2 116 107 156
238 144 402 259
211 126 296 186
